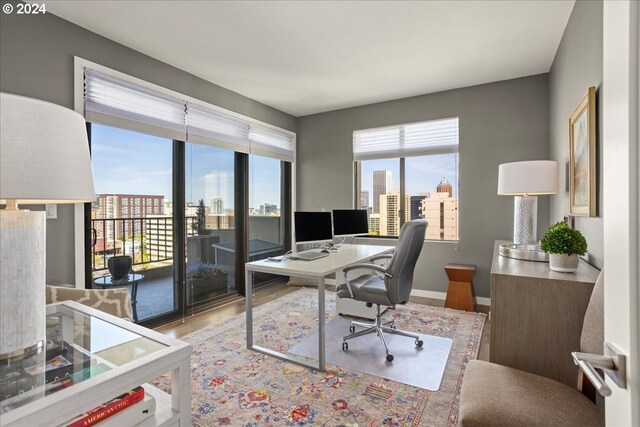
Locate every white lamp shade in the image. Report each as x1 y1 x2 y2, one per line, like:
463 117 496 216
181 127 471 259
0 93 95 203
497 160 558 195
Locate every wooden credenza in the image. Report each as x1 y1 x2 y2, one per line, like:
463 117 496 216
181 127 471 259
490 240 600 387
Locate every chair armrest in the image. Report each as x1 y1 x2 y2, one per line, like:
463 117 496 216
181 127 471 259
370 253 393 263
343 263 392 278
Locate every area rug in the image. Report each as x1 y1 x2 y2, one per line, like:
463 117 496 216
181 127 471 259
152 288 485 426
289 316 453 391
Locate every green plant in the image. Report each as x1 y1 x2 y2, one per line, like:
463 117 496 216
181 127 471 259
187 262 227 279
540 221 587 255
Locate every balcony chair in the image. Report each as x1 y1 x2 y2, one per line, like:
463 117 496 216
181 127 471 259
337 219 427 362
458 269 605 427
46 285 134 321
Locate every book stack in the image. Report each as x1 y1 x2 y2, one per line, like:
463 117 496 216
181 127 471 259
65 386 156 427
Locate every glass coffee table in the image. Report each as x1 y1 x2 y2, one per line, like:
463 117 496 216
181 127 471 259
93 273 144 322
0 301 191 427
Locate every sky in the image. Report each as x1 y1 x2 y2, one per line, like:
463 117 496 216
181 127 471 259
360 154 459 199
92 124 282 210
91 124 458 212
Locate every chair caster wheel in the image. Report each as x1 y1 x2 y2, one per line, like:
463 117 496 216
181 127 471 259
416 339 423 348
342 342 348 351
349 325 355 333
386 353 394 362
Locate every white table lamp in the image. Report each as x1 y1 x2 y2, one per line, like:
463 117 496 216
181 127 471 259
0 93 95 359
498 160 557 245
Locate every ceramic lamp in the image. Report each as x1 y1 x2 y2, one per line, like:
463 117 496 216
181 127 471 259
0 93 95 359
498 160 558 245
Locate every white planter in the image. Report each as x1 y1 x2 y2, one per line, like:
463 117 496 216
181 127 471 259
549 253 579 273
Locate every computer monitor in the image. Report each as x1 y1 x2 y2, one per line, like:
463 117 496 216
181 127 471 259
332 209 370 236
294 211 333 243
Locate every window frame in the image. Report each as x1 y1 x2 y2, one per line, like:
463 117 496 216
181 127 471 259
353 118 459 242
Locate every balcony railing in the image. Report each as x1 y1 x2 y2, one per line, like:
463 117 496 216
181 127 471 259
91 216 197 272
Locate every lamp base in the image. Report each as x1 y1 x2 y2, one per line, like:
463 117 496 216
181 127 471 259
0 340 44 362
513 195 537 245
0 209 46 359
499 242 549 262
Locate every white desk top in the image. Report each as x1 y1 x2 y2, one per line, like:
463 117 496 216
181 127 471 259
245 244 395 277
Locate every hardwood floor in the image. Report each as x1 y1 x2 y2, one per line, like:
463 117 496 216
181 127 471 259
154 283 491 361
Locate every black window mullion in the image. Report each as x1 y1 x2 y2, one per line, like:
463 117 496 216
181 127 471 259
281 161 292 253
172 140 186 315
235 152 249 297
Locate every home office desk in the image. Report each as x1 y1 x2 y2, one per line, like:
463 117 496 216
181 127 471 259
245 244 394 372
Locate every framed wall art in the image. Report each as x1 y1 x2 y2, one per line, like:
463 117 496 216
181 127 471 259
569 86 596 216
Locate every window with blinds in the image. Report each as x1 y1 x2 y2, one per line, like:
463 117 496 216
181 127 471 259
353 117 458 161
83 68 295 161
353 117 459 241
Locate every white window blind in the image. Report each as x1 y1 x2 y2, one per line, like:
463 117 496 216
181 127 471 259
84 67 295 161
249 123 295 162
186 102 250 153
353 117 459 161
84 69 186 140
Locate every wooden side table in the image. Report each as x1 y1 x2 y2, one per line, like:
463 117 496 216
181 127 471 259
444 263 477 311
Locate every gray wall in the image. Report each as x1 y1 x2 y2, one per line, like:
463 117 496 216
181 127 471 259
0 5 296 285
549 0 603 269
297 75 550 298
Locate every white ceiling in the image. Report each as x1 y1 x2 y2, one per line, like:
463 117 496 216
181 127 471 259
40 1 574 117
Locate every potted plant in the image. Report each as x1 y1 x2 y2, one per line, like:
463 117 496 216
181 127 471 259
186 262 228 301
540 221 587 273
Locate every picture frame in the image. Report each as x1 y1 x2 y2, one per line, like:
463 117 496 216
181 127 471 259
569 86 596 217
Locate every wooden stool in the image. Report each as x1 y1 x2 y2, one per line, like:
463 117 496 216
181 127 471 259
444 263 477 312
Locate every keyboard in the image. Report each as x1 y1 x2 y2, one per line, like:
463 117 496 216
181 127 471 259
288 250 330 261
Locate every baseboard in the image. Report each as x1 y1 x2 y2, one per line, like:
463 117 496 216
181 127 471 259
411 289 491 306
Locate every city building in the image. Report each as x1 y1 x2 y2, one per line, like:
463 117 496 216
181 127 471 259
368 213 380 235
94 194 164 240
204 172 233 213
410 195 428 220
421 179 459 240
211 197 224 214
259 203 279 216
379 190 411 236
360 190 369 209
372 170 392 214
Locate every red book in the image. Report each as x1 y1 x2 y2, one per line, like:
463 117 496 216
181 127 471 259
66 386 145 427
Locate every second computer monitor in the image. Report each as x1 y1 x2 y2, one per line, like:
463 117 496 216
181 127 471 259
294 211 333 243
332 209 369 236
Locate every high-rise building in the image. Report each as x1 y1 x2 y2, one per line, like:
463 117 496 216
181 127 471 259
211 197 224 214
368 213 380 235
204 172 233 213
94 194 164 240
379 190 411 236
410 195 428 220
437 177 453 197
421 178 458 240
361 190 370 209
372 170 392 214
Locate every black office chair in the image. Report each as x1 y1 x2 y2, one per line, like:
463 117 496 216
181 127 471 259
337 219 428 362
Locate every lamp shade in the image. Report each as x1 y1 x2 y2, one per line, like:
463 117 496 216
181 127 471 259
0 93 95 203
497 160 558 196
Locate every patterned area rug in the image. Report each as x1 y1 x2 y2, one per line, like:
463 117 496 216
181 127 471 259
152 288 485 426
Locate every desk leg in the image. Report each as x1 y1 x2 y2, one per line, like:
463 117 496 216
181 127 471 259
318 276 325 372
172 358 191 426
246 269 253 348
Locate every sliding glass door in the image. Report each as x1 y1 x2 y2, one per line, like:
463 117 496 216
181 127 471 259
185 143 237 307
248 154 290 287
88 124 176 322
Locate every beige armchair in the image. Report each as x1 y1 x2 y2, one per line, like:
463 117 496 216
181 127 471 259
458 270 605 427
46 285 134 321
